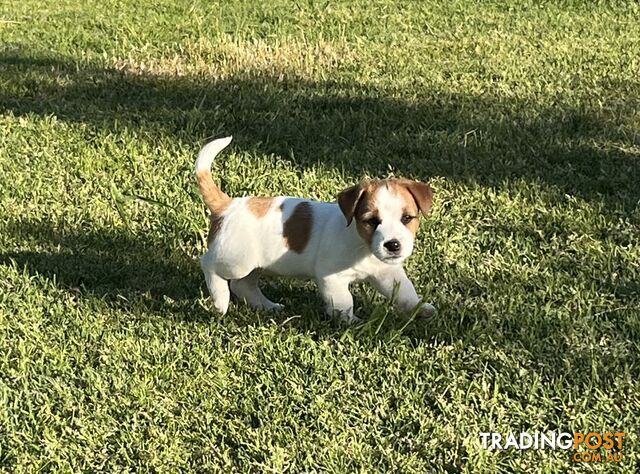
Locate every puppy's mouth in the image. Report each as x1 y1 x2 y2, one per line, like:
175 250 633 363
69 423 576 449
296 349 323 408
378 254 405 264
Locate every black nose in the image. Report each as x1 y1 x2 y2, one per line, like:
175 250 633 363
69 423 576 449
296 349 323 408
384 239 401 253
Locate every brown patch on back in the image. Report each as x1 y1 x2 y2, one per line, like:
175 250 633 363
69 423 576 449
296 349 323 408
283 201 313 253
247 197 274 218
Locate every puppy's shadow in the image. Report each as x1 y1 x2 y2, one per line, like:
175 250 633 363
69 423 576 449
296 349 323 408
247 275 437 340
2 217 437 339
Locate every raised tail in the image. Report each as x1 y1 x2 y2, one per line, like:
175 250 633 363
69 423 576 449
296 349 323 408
195 136 233 213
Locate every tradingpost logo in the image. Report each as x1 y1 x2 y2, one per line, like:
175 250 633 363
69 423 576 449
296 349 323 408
479 431 625 463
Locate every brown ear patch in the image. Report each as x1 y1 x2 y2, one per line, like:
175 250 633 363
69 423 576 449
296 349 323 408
343 180 391 245
396 179 433 217
283 201 313 253
353 186 380 245
337 183 366 225
247 197 273 218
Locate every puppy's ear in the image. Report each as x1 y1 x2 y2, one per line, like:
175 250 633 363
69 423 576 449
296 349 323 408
338 183 366 226
401 180 433 217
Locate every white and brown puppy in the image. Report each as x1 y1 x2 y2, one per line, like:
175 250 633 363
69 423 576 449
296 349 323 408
196 136 436 324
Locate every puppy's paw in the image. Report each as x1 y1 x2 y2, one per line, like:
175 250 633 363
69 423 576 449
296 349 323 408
264 302 285 312
211 299 230 315
341 314 362 326
419 302 437 318
334 310 361 326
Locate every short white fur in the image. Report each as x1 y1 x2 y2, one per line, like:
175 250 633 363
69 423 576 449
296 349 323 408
196 137 436 324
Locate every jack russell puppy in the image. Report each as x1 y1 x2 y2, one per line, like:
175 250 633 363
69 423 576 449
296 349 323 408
196 136 436 324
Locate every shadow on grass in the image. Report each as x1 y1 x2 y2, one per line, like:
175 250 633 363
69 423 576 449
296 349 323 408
0 218 403 331
2 216 639 389
0 217 344 326
1 50 639 214
1 51 639 381
0 216 442 337
0 219 202 306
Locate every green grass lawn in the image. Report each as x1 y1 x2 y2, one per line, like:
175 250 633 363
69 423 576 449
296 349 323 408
1 0 639 472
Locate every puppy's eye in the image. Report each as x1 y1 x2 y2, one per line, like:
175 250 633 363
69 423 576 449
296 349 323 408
365 217 381 227
401 214 415 225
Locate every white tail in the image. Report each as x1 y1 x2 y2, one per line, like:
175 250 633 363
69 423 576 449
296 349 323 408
195 136 233 175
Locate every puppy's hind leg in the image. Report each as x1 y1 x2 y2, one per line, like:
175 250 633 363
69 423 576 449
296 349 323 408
200 253 230 314
230 270 284 312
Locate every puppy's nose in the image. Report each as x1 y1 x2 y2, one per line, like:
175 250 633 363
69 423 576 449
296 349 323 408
384 239 401 253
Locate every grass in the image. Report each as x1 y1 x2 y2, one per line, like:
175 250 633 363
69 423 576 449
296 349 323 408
0 0 639 472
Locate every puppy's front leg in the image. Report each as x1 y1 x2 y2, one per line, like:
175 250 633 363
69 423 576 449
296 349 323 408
317 276 359 324
368 267 436 317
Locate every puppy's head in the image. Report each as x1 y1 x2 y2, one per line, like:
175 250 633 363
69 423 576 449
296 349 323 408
338 179 433 264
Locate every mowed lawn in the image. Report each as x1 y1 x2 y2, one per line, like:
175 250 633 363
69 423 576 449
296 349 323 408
1 0 639 472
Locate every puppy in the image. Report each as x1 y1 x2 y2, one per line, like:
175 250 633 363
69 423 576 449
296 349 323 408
196 136 436 323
